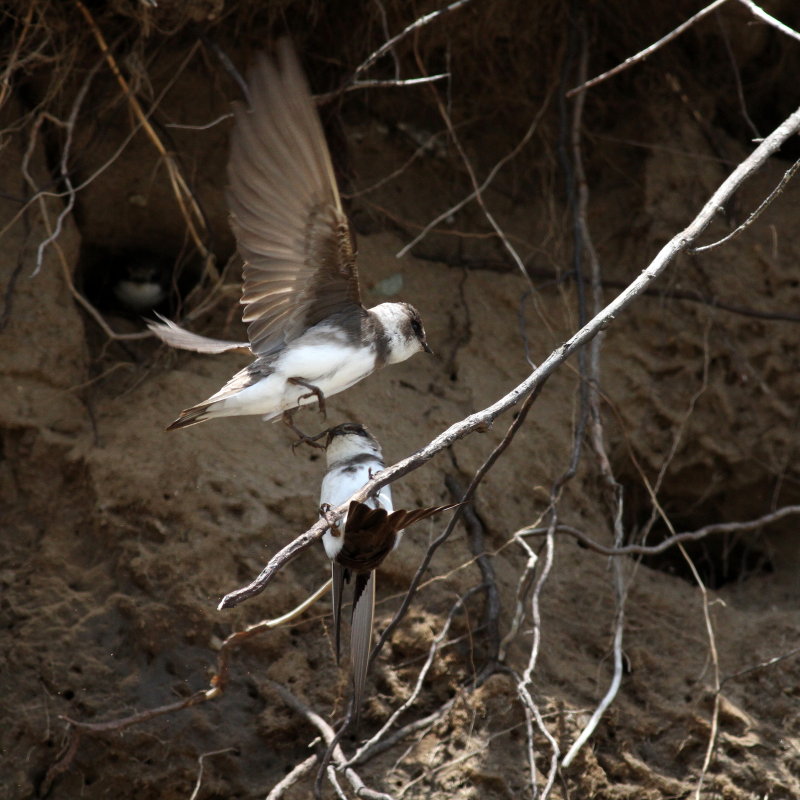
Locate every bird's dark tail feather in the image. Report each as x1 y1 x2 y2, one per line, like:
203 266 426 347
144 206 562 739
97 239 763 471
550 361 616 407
165 404 211 431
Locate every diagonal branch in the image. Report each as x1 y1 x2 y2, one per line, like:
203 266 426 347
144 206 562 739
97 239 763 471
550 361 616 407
567 0 730 97
218 101 800 611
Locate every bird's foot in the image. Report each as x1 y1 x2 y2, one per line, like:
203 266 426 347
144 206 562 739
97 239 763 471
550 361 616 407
319 502 340 531
287 377 327 418
281 411 326 451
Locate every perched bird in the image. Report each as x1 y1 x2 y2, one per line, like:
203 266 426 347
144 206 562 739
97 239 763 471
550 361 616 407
148 41 431 433
319 423 457 716
113 260 167 313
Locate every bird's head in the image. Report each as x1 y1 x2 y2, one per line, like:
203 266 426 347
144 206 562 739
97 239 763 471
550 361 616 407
324 422 383 466
373 302 433 364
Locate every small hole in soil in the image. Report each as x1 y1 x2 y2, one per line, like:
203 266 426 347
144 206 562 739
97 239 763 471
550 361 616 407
622 479 777 589
77 244 201 320
636 516 773 589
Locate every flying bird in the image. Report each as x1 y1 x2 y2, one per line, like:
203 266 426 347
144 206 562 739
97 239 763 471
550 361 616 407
148 41 431 434
319 423 457 716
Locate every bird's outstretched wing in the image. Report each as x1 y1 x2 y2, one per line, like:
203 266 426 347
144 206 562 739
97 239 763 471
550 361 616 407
228 40 363 356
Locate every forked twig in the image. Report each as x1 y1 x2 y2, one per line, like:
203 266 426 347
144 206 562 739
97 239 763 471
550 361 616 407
264 680 396 800
567 0 730 97
691 158 800 253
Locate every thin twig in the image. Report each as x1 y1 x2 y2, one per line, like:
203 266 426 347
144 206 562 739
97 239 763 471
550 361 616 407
520 503 800 556
0 1 36 110
691 158 800 253
265 754 319 800
73 0 216 277
316 74 450 103
567 0 730 97
24 53 103 276
681 543 721 800
720 645 800 687
264 680 396 800
350 590 477 766
716 14 760 139
560 24 628 769
349 696 459 767
736 0 800 43
408 47 534 286
396 89 552 260
353 0 473 80
517 526 559 799
188 748 236 800
497 532 539 664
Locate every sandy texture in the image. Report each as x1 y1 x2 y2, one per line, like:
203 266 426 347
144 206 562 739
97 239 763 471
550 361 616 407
3 3 800 798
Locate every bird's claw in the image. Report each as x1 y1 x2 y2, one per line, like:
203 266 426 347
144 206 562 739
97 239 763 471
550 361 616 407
288 377 327 418
281 411 326 451
319 502 340 531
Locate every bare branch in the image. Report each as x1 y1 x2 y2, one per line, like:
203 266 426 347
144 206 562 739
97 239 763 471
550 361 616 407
353 0 473 80
266 755 319 800
316 74 450 103
264 680 396 800
545 504 800 556
561 28 628 770
691 158 800 253
721 645 800 687
737 0 800 43
567 0 730 97
188 748 236 800
219 101 800 611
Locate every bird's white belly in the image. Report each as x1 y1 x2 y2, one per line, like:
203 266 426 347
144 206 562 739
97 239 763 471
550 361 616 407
216 340 375 419
320 462 393 559
277 340 375 394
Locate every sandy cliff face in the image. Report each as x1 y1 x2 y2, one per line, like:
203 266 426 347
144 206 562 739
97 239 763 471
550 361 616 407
2 2 800 798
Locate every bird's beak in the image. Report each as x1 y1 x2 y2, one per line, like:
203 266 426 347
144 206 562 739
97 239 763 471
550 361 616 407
422 340 434 355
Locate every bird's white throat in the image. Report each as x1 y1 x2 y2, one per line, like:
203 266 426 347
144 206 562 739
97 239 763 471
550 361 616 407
370 302 425 364
325 434 383 468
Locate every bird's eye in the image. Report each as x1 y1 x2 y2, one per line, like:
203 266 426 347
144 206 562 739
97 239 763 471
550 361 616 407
412 319 422 337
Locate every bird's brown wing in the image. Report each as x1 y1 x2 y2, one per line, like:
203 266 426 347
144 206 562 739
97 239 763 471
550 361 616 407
227 40 362 356
383 502 462 532
338 503 394 572
338 501 461 573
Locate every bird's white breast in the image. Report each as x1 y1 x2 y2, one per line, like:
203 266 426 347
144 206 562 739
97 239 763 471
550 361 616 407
209 324 378 419
320 458 393 560
283 344 373 393
114 280 165 311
